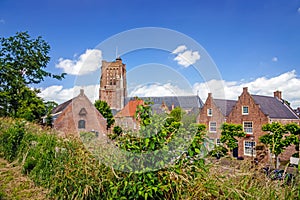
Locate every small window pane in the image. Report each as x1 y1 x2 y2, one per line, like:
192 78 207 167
209 121 217 132
242 106 249 115
243 122 253 133
244 141 256 156
216 138 222 146
78 120 86 129
207 108 212 116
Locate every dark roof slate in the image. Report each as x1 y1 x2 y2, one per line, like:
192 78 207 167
125 96 203 110
252 95 299 119
51 99 73 114
214 99 237 117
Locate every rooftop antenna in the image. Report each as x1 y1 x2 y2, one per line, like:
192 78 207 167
115 46 118 59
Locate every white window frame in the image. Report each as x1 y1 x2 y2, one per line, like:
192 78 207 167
209 121 217 132
207 108 212 116
244 140 256 156
243 121 253 134
216 138 222 146
242 106 249 115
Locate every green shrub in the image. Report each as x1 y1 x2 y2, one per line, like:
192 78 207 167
208 145 228 158
0 120 26 162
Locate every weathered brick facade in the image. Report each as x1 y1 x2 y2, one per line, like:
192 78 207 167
53 89 107 137
198 87 300 162
197 93 229 145
114 99 144 131
228 87 269 158
99 58 127 111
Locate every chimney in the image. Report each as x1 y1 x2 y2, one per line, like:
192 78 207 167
274 90 282 100
80 89 84 96
208 93 212 98
243 87 248 93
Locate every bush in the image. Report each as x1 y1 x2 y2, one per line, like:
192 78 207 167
208 145 228 159
0 120 26 162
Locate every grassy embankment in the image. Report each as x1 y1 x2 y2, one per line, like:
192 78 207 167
0 117 299 199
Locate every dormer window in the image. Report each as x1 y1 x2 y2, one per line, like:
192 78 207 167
207 108 212 116
242 106 249 115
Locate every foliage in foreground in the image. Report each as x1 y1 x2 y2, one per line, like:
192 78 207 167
0 117 299 199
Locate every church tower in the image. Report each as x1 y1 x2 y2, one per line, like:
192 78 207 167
99 57 127 111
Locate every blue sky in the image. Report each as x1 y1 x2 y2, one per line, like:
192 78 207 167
1 0 300 107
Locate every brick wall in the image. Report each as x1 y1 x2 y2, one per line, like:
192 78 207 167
197 93 226 145
99 58 127 111
54 91 107 137
227 87 269 158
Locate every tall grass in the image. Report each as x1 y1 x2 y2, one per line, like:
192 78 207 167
0 117 299 199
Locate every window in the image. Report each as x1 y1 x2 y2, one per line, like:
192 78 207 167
243 121 253 134
216 138 222 146
78 120 86 129
207 108 212 116
244 141 256 156
209 121 217 132
242 106 249 115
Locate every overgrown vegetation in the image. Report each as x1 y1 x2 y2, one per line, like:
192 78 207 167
0 117 299 199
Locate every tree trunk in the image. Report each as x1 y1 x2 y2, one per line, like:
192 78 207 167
275 155 279 169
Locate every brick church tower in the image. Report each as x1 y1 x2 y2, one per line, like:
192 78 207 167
99 57 127 111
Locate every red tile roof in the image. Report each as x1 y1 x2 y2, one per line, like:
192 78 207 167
115 99 144 117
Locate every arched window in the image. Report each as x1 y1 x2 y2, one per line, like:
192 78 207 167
78 120 85 129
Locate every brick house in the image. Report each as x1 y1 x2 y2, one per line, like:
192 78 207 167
52 89 107 137
198 87 299 161
197 93 237 146
228 87 299 160
114 99 144 131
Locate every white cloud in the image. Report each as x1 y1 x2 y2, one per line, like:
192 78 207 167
272 57 278 62
193 70 300 108
0 19 5 24
172 45 200 67
38 71 300 109
38 84 99 104
172 45 187 54
56 49 102 75
129 83 193 97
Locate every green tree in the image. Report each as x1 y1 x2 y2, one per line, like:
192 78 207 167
43 101 58 126
260 122 297 168
15 86 46 122
135 101 153 127
0 32 65 120
285 123 300 159
94 100 115 129
113 126 123 136
169 107 186 122
220 123 246 156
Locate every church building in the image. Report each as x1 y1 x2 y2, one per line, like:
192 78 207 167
99 57 127 111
